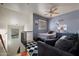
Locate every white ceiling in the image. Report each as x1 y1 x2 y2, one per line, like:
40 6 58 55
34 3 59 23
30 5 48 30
0 3 79 18
30 3 79 18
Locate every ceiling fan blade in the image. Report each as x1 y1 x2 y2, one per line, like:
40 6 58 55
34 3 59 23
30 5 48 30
50 6 56 10
49 13 53 16
44 13 52 16
50 7 53 11
53 12 59 14
52 8 58 12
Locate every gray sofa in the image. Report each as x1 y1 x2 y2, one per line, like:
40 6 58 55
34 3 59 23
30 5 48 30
38 41 73 56
37 33 79 56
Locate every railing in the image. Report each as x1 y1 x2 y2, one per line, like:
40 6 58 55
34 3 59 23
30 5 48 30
0 34 7 52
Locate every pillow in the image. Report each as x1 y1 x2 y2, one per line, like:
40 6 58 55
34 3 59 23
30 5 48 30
67 34 78 43
59 35 67 40
55 33 62 40
55 35 75 51
48 31 54 34
48 32 56 39
69 41 79 55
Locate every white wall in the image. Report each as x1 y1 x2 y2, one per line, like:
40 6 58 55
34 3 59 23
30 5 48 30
0 5 33 55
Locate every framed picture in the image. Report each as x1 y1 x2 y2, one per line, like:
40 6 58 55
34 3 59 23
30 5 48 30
38 19 47 30
11 28 19 39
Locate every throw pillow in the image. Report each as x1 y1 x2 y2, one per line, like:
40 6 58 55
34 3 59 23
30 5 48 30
69 40 79 56
55 35 75 51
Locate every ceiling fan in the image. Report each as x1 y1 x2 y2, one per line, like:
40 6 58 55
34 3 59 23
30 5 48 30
44 7 59 17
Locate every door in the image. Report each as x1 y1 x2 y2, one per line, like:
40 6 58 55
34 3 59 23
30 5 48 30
7 25 24 56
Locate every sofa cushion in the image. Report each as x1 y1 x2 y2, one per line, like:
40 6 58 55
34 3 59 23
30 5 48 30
59 35 67 40
69 40 79 56
38 41 73 56
55 35 75 51
55 33 78 40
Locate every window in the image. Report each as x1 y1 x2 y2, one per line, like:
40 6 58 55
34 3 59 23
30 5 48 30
38 19 47 31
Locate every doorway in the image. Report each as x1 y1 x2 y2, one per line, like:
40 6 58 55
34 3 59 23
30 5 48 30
7 25 24 56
